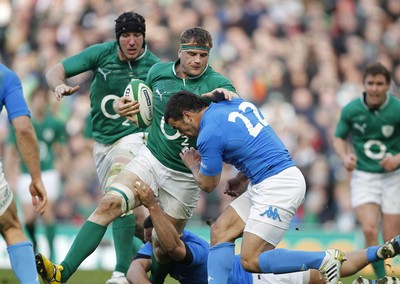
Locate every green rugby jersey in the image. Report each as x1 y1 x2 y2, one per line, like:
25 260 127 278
335 93 400 173
62 42 160 145
146 61 236 173
8 112 67 172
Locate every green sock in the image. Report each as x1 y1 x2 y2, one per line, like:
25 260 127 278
45 223 56 261
112 214 135 274
60 221 107 282
372 260 386 278
150 253 173 284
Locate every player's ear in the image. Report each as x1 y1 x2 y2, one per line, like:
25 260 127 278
183 110 192 122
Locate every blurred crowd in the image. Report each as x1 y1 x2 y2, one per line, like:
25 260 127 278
1 0 400 232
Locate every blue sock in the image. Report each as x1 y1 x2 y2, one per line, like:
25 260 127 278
7 241 39 284
208 242 235 284
258 248 325 274
366 246 380 262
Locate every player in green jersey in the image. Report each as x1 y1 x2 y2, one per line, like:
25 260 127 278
6 86 69 262
333 62 400 278
36 26 236 284
40 11 160 284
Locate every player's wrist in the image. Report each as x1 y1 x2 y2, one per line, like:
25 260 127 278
54 84 66 93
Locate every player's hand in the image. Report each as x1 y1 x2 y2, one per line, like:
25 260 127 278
114 97 140 116
380 155 400 172
343 154 357 171
133 180 158 209
201 88 238 102
180 147 201 171
224 175 249 197
54 84 80 101
29 179 47 215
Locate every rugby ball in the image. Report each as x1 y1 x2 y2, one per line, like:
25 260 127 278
123 79 153 128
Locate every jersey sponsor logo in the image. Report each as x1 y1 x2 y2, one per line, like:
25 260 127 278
382 125 394 137
353 122 367 134
260 206 282 222
98 68 111 81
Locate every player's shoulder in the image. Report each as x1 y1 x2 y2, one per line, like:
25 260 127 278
148 61 174 77
0 64 18 81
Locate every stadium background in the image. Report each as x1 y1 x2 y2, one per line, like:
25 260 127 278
1 0 400 281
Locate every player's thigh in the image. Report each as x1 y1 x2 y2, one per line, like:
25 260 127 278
353 203 380 228
0 198 23 243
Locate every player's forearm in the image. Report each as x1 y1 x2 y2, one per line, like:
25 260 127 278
332 137 350 161
192 170 220 193
46 63 67 91
127 260 151 284
13 118 42 180
148 204 184 259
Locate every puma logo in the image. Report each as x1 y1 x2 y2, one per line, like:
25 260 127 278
98 68 111 81
155 89 167 101
353 123 367 134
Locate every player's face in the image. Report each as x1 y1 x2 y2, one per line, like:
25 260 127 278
177 49 209 78
118 32 145 61
364 74 390 109
167 116 199 138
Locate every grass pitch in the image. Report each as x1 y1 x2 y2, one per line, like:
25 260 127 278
0 269 364 284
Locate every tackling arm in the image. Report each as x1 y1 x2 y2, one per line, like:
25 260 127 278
180 147 221 193
133 183 187 261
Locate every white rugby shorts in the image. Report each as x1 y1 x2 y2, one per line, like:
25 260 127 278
350 168 400 214
230 166 306 246
123 144 201 220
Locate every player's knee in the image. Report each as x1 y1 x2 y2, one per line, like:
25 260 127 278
240 254 259 273
210 221 233 245
97 193 124 215
362 224 379 240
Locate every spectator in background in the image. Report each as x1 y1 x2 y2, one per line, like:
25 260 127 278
5 85 69 262
333 62 400 278
41 11 160 284
0 63 47 284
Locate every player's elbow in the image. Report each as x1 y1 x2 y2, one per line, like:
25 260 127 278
166 245 187 262
201 184 216 193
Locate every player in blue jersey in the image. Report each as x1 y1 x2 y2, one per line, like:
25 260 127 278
164 91 346 284
0 63 47 283
129 181 400 284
